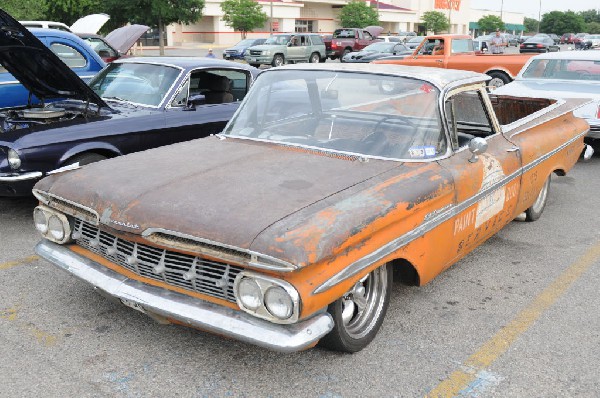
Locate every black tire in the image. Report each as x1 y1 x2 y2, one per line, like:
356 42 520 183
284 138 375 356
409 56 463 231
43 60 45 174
340 48 351 63
249 63 260 68
65 152 107 167
319 56 327 63
487 71 510 89
271 54 284 67
309 52 320 63
525 176 550 221
319 263 393 353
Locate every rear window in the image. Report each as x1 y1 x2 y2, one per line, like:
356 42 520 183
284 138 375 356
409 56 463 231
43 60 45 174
310 35 323 45
333 29 356 39
49 43 87 68
451 39 473 53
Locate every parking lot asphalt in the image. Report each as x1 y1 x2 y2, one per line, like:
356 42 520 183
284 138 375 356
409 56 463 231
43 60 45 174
1 150 599 396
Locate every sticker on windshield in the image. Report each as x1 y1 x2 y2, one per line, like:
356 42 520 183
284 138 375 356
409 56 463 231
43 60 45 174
409 146 436 158
420 84 434 93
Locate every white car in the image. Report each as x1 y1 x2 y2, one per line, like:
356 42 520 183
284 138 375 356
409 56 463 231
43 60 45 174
494 51 600 145
583 34 600 49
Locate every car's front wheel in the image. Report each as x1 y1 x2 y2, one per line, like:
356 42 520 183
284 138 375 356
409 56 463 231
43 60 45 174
319 263 392 352
525 176 551 221
271 54 284 67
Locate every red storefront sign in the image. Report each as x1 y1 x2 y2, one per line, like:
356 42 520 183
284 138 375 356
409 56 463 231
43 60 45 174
435 0 461 11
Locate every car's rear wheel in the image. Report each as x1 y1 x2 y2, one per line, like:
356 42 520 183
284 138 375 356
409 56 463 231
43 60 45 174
65 153 107 167
309 52 320 63
319 263 392 353
525 176 551 221
340 48 351 62
487 71 510 89
271 54 284 67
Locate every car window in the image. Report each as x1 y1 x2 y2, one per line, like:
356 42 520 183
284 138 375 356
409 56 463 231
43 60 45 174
445 89 494 149
83 38 118 58
333 30 356 39
172 68 251 107
225 70 446 160
311 35 323 45
522 59 600 81
49 24 70 32
451 39 473 53
49 43 87 68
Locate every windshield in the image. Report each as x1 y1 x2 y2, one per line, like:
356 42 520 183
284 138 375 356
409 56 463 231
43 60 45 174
522 59 600 81
89 62 181 107
264 35 291 45
363 42 396 52
223 70 446 160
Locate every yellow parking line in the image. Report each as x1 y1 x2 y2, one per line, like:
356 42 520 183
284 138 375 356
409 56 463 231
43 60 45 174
0 255 40 270
427 241 600 398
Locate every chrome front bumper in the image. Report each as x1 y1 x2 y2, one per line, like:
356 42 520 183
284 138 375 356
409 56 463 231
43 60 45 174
35 241 334 352
0 171 42 181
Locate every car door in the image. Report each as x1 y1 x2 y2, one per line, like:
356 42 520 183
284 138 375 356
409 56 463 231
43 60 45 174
401 39 446 68
287 35 307 61
439 85 522 264
163 68 252 143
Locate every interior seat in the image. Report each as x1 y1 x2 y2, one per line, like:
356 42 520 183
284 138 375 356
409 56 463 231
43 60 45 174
204 75 234 104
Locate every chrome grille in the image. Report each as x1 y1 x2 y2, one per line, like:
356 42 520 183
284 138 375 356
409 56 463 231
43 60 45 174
73 219 242 303
249 50 262 56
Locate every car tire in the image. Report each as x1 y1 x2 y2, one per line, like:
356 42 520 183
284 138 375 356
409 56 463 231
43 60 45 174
249 63 260 68
340 48 351 63
309 52 320 63
65 153 107 167
271 54 284 67
319 56 327 63
319 263 393 353
487 71 510 89
525 176 551 222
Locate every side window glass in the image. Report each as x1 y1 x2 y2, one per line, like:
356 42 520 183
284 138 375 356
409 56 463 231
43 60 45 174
170 77 190 107
188 69 250 106
446 89 494 149
49 43 86 68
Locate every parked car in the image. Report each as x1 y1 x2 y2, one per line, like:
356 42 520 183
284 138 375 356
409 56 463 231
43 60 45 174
0 28 105 109
548 33 560 44
20 14 110 34
33 63 591 353
0 10 259 196
560 33 575 44
77 33 121 62
342 42 411 63
405 36 425 50
503 33 519 47
18 20 71 31
329 27 382 60
582 34 600 49
78 25 148 62
519 36 559 53
222 38 267 60
574 33 590 50
376 35 403 43
518 34 533 44
396 31 417 42
245 33 326 67
495 51 600 147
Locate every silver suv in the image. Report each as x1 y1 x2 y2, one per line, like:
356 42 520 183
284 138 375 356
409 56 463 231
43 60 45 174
245 33 326 67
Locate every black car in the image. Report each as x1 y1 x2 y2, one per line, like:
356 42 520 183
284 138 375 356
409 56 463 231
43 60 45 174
223 38 267 60
519 36 560 53
548 33 560 44
342 42 411 63
0 9 259 196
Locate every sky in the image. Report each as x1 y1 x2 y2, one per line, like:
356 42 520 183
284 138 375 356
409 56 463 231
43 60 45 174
471 0 600 19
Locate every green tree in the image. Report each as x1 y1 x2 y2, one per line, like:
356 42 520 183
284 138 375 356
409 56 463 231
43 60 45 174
44 0 100 25
578 9 600 24
524 17 538 33
477 15 505 33
421 11 449 34
540 11 585 35
339 1 379 29
221 0 268 39
586 21 600 34
3 0 47 20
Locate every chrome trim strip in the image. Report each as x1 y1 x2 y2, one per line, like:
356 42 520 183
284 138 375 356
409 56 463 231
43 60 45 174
33 190 100 225
36 240 333 352
313 130 588 294
0 80 20 85
142 228 298 271
0 171 42 181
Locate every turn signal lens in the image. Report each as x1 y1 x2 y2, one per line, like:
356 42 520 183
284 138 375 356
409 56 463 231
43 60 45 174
7 149 21 169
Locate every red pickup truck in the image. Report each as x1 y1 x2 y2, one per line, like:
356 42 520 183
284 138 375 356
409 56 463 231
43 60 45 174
375 34 536 88
325 26 382 61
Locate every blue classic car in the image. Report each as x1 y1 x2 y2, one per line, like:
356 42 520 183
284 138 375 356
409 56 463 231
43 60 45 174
0 28 105 109
0 10 259 196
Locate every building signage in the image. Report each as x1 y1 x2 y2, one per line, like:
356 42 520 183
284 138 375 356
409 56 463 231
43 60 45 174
435 0 461 11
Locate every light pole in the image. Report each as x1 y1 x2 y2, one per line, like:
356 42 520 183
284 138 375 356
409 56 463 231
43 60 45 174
447 0 452 33
270 0 273 34
537 0 542 33
500 0 504 24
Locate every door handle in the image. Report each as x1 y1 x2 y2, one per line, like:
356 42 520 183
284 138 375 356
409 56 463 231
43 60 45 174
436 59 443 63
506 146 520 152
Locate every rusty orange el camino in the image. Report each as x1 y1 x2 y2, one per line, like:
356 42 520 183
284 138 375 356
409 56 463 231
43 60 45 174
32 64 593 353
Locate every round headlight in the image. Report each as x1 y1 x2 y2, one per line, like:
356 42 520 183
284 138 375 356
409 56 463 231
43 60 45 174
48 215 65 241
7 149 21 169
238 278 262 311
264 286 293 320
33 208 48 234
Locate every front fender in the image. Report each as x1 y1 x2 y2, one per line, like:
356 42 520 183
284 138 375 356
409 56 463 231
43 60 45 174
59 142 122 165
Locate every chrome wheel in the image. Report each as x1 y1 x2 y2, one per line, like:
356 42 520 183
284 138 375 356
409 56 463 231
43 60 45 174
272 54 284 67
310 52 320 63
319 263 392 352
525 176 550 221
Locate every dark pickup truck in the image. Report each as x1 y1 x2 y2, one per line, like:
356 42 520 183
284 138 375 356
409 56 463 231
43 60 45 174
325 26 382 61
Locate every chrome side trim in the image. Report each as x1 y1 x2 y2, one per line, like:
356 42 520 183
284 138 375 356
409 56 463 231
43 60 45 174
314 130 588 294
33 189 100 225
0 171 42 181
36 240 333 352
142 228 298 272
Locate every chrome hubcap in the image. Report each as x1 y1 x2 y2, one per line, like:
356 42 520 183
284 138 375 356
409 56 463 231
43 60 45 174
340 266 388 339
531 177 550 213
488 78 505 89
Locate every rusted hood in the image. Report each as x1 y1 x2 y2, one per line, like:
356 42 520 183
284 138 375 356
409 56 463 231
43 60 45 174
35 136 400 252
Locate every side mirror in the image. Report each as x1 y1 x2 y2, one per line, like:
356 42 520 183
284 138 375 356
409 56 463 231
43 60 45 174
287 42 293 47
468 137 488 163
185 94 206 110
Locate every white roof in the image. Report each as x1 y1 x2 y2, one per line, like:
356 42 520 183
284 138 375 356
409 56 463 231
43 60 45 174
522 50 600 62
